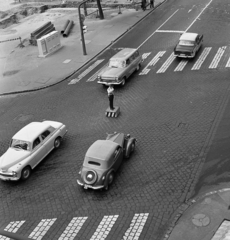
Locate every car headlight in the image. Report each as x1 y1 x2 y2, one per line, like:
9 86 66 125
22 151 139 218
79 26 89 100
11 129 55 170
102 175 105 181
115 77 119 81
97 76 101 80
12 171 17 177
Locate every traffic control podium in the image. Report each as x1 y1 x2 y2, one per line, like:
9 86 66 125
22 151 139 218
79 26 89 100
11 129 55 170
105 106 120 118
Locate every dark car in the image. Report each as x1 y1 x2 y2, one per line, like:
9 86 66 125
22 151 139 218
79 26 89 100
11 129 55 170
77 132 136 190
174 32 203 58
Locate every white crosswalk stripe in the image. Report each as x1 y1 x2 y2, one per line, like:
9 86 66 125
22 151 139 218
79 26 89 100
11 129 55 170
226 56 230 67
174 59 188 72
29 218 56 240
58 217 88 240
0 221 25 240
209 46 226 69
122 213 149 240
69 59 104 84
139 51 165 75
156 53 176 73
90 215 119 240
191 47 212 70
142 52 151 61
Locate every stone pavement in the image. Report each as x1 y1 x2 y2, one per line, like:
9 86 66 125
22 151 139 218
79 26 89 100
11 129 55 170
164 188 230 240
0 0 163 95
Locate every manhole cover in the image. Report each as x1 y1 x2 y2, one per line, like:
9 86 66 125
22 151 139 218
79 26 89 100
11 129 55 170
14 114 33 122
192 213 210 227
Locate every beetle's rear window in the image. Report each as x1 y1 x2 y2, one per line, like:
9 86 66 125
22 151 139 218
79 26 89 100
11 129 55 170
88 161 101 166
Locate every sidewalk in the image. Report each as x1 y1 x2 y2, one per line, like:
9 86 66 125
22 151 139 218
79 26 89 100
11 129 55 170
0 0 164 95
165 188 230 240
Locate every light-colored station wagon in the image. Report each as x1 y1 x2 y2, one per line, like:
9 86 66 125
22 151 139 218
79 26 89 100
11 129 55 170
97 48 142 86
0 120 67 181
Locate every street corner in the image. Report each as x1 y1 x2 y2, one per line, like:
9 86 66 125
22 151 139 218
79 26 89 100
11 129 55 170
166 188 230 240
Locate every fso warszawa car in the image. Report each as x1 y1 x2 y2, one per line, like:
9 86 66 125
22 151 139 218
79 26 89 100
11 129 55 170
97 48 142 86
0 120 67 181
174 32 203 58
77 132 136 190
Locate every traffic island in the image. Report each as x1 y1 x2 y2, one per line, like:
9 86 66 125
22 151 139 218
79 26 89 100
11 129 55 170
105 106 120 117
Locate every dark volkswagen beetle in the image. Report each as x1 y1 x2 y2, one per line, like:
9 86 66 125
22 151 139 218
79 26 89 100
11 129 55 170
77 132 136 190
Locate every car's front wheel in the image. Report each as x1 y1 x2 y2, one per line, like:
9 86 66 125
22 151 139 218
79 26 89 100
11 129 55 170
121 78 126 86
126 142 136 159
105 172 114 190
136 63 141 71
21 166 31 180
54 137 62 149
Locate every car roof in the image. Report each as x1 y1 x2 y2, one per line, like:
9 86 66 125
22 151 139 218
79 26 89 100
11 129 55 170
179 32 198 41
13 122 51 142
86 140 119 161
111 48 138 60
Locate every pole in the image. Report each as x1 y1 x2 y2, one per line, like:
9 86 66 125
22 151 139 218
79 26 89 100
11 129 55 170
78 1 87 55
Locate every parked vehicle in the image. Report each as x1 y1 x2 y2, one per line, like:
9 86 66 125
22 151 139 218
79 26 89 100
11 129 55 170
77 132 136 190
174 32 203 58
0 121 67 181
97 48 142 86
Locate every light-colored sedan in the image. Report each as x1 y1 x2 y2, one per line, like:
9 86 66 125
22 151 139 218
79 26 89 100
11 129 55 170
0 120 67 181
174 32 203 58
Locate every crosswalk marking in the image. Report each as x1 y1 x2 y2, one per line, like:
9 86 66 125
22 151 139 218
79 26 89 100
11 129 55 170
226 56 230 67
142 52 151 61
139 51 165 75
209 46 226 69
0 221 25 240
58 217 88 240
69 59 104 85
174 59 188 72
29 218 56 240
122 213 149 240
90 215 119 240
156 53 176 73
191 47 212 70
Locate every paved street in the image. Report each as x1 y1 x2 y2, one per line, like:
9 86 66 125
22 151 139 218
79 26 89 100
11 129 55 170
1 0 230 239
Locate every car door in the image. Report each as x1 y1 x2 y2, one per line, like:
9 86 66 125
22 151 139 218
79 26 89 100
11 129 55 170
125 58 134 78
112 146 123 171
41 129 54 154
30 136 48 168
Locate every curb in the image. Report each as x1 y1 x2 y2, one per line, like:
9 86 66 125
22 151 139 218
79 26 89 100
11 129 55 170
162 188 230 240
0 0 166 97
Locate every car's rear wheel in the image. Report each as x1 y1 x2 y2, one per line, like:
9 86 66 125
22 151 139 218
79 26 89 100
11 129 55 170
21 166 31 180
136 63 141 71
105 172 114 190
54 137 62 149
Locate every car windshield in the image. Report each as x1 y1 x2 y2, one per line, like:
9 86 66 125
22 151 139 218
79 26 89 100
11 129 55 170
10 139 29 150
179 40 194 46
109 59 125 68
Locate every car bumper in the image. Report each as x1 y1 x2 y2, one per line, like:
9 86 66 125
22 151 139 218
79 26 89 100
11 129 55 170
174 53 194 58
77 179 104 190
0 173 20 181
97 80 121 86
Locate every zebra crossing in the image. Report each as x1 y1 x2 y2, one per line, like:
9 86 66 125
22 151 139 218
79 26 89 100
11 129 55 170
68 46 230 85
0 213 149 240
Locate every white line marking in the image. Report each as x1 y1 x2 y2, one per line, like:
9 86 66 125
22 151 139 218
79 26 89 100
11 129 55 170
209 46 226 69
142 52 152 61
139 51 165 75
185 0 213 32
58 217 88 240
226 56 230 67
191 47 212 70
122 213 149 240
86 65 106 82
156 52 176 73
0 221 25 240
90 215 119 240
68 59 104 84
138 9 179 48
174 59 188 71
29 218 56 239
155 30 184 33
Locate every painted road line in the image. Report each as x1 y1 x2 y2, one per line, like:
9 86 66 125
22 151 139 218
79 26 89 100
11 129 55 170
209 46 227 69
89 215 119 240
29 218 56 240
211 220 230 240
142 52 151 61
0 221 25 240
122 213 149 240
174 59 188 71
86 65 106 82
226 56 230 67
191 47 212 70
139 51 165 75
58 217 88 240
68 59 104 85
156 30 184 33
156 53 176 73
